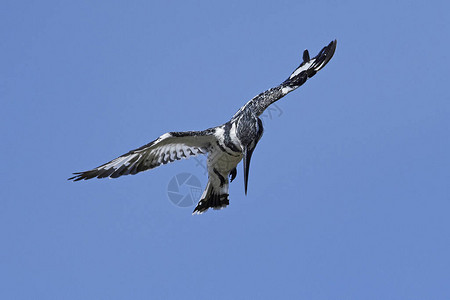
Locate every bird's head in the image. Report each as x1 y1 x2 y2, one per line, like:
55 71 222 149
236 112 264 195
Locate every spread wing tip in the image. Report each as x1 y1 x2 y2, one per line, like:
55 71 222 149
311 39 337 72
325 39 337 63
68 172 81 181
68 170 98 181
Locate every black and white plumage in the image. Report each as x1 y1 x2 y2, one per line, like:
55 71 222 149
69 40 337 214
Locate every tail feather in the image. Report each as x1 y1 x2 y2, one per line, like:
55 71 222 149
193 182 229 214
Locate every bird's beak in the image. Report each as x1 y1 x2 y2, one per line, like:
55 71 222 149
243 146 255 195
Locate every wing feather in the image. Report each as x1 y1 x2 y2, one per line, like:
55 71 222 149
232 40 337 118
68 130 216 181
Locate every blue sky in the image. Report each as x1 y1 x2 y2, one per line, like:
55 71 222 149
1 0 449 299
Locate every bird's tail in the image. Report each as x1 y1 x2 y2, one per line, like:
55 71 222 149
192 182 229 214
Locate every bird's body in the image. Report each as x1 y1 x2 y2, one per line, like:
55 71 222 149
69 40 337 214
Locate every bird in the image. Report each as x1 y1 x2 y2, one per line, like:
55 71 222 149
69 40 337 214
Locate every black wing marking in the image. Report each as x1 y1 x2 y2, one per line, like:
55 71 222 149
286 39 337 84
68 130 216 181
232 40 337 118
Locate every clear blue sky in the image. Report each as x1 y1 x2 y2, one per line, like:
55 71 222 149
1 1 449 299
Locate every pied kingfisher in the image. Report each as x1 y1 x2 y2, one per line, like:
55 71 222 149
69 40 337 214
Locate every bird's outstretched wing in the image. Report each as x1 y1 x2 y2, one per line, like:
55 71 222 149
286 39 337 84
233 40 337 118
68 130 216 181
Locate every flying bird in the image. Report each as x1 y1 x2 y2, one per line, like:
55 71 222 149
69 40 337 214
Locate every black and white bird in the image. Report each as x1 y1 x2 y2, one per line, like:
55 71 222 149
69 40 337 214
